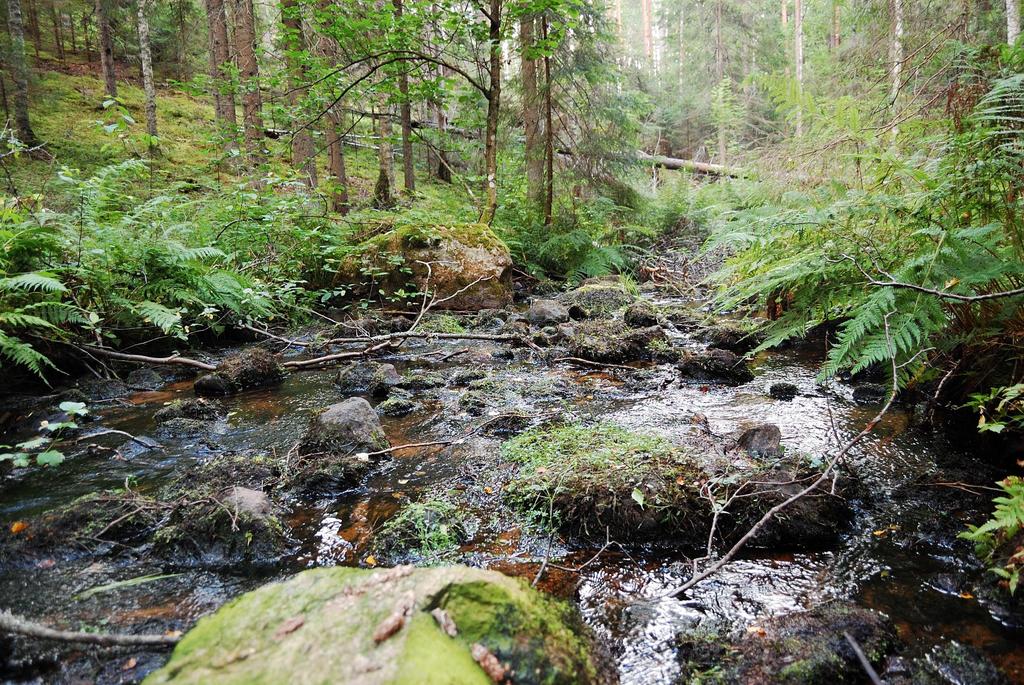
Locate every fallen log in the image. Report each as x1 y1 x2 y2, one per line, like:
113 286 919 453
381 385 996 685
637 152 744 177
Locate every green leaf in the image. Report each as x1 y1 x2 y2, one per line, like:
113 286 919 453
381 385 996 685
59 401 89 417
35 450 65 466
631 487 645 508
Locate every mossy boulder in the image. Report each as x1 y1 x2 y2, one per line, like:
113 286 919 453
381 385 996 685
371 498 468 565
335 362 403 397
566 320 665 363
195 348 287 396
144 565 598 685
557 281 636 319
676 604 897 684
292 398 390 491
885 641 1009 684
502 422 850 548
338 223 513 311
678 348 755 385
623 300 659 328
154 397 224 423
700 323 763 354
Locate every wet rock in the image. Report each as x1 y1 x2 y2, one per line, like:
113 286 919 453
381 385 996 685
557 282 636 319
372 498 468 565
459 391 488 416
154 418 211 440
193 373 231 397
677 348 754 385
293 398 390 491
145 565 598 685
213 348 287 392
853 383 888 405
566 321 665 363
885 641 1009 685
623 300 659 328
472 308 507 330
75 377 130 401
126 367 164 391
221 486 273 519
701 323 763 354
527 299 570 326
376 397 418 417
677 604 897 684
769 382 800 401
369 365 403 397
735 423 782 457
450 368 487 386
398 371 446 390
154 398 223 423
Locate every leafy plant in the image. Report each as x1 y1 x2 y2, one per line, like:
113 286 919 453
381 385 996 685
960 477 1024 595
0 400 88 468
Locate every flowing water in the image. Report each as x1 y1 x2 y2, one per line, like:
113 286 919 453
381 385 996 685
0 300 1021 683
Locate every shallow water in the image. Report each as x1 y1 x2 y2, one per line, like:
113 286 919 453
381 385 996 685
1 310 1021 683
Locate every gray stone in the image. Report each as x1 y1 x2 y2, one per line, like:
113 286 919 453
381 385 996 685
526 299 570 326
736 423 782 457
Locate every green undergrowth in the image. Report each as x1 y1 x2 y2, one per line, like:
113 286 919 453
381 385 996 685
373 497 468 564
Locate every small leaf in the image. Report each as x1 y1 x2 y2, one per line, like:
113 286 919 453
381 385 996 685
10 521 28 534
36 450 65 466
631 488 645 507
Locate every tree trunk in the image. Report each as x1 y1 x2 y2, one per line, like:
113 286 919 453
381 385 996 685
281 0 317 187
50 1 64 62
831 1 840 50
26 0 40 58
6 0 38 146
393 0 415 192
640 0 653 61
521 15 543 212
68 12 76 52
479 0 501 224
373 107 396 209
890 0 903 138
794 0 803 137
136 0 158 150
326 109 349 213
781 0 787 26
82 12 90 61
716 0 726 162
541 15 554 225
1008 0 1020 44
204 0 237 151
95 0 117 98
230 0 265 169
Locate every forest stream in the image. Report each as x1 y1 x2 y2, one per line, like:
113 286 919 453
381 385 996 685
1 280 1021 684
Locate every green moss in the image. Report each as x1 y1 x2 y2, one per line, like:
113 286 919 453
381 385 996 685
373 498 466 564
417 314 467 334
146 565 597 685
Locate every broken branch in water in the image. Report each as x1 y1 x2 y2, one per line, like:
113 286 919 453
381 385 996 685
0 610 179 647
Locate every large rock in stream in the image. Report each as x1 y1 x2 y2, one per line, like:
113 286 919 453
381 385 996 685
502 420 850 549
144 565 600 685
337 224 513 311
290 398 391 492
194 348 287 396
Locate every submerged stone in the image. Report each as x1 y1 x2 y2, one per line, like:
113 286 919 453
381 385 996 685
126 367 165 391
144 565 598 685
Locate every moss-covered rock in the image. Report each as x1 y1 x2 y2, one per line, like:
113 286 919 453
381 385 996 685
623 300 659 328
337 223 513 311
154 397 224 423
557 281 636 319
676 604 897 685
195 348 287 396
371 498 468 565
886 641 1009 684
566 320 665 363
700 323 763 354
678 348 755 385
502 422 849 548
144 565 598 685
335 362 403 397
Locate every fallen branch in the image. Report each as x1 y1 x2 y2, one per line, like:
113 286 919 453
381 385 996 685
0 610 179 647
76 345 215 371
553 357 636 371
637 152 745 177
844 631 882 685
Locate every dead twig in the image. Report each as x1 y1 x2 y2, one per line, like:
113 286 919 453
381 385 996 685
0 611 179 647
74 345 215 371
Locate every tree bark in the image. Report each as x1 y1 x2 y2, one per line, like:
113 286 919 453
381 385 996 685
205 0 237 153
26 0 40 58
68 11 75 52
542 14 553 225
230 0 265 170
373 107 396 208
1008 0 1020 44
640 0 653 60
521 15 543 212
716 0 726 162
794 0 803 137
781 0 787 26
136 0 158 151
393 0 415 192
50 1 64 62
6 0 38 146
81 12 90 62
281 0 317 187
831 1 840 50
95 0 117 98
479 0 502 224
326 108 349 213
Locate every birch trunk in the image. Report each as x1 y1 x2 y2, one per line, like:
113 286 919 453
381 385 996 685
136 0 158 150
